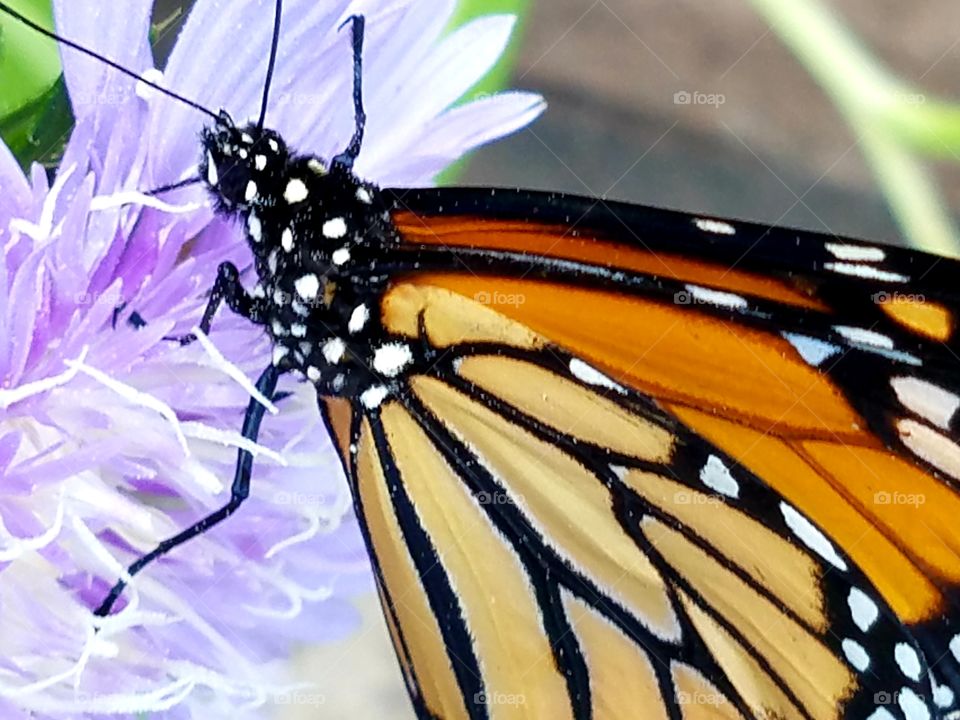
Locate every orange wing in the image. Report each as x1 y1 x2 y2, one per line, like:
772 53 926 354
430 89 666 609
390 188 960 607
320 188 960 719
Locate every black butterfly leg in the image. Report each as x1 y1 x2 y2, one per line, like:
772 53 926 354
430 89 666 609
332 14 366 170
94 363 280 617
174 261 266 344
113 262 264 341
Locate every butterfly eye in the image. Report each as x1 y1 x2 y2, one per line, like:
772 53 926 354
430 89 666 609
201 132 256 206
201 122 289 209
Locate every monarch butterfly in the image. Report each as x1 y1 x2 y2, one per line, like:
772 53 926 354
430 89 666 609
3 2 960 719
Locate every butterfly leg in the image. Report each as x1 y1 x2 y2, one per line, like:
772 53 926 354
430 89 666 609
112 262 265 342
93 363 281 617
174 261 267 344
111 302 147 330
332 15 366 170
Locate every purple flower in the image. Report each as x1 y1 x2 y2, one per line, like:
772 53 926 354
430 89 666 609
0 0 544 716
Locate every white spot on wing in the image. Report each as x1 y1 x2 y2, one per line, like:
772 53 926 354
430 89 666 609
284 178 309 204
290 323 307 338
244 180 257 203
272 345 289 365
835 326 894 349
780 502 848 570
308 158 326 174
356 187 372 204
322 217 348 239
294 274 320 300
569 358 626 394
322 338 346 364
685 284 748 311
348 304 369 334
782 333 841 367
307 366 321 381
934 684 955 709
254 154 267 171
281 227 294 252
952 634 960 663
694 218 736 235
699 455 739 498
841 638 870 671
891 376 960 430
897 687 930 720
847 587 878 632
865 709 896 720
373 343 414 378
332 247 351 265
246 213 261 243
291 300 309 317
894 643 922 681
897 418 960 481
824 262 908 282
825 243 886 262
361 385 390 409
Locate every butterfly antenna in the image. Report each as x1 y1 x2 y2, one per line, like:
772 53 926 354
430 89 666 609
145 176 204 196
333 15 367 170
257 0 284 129
0 1 218 120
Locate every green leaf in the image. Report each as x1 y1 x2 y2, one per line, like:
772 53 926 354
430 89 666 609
0 0 59 114
1 74 72 168
0 0 72 167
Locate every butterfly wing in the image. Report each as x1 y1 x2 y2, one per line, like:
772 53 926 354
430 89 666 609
321 188 960 719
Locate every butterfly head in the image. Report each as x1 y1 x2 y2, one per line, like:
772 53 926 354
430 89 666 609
200 111 290 212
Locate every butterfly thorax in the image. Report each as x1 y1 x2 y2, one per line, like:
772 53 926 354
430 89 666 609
200 112 407 402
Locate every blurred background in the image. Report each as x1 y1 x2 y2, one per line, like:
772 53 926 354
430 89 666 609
280 1 960 717
466 0 960 244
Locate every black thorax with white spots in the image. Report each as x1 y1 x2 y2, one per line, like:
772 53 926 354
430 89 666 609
200 111 414 400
